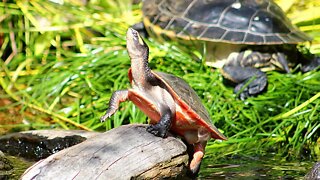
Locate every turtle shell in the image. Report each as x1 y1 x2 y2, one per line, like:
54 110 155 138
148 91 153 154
142 0 312 44
153 71 226 140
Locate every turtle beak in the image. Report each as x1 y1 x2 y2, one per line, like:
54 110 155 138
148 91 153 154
126 28 148 59
127 28 145 46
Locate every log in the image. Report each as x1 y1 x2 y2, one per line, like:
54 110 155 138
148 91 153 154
21 124 189 179
305 162 320 180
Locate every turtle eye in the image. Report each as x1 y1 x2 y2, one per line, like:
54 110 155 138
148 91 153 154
132 30 138 38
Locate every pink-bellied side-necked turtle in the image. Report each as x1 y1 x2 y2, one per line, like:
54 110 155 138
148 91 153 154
100 28 227 174
135 0 320 99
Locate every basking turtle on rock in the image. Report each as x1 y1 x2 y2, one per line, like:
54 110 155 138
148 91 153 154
101 28 227 174
135 0 320 99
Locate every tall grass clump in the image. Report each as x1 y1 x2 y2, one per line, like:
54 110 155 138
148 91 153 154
0 0 319 161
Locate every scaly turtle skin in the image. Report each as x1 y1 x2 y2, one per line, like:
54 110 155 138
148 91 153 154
100 28 227 174
139 0 320 99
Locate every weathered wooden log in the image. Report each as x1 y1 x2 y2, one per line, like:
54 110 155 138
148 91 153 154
305 162 320 180
21 124 189 179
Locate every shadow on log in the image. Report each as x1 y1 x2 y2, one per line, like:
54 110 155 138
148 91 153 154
21 124 189 179
0 130 99 161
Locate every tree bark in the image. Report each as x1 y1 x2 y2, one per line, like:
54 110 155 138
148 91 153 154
21 124 189 180
305 162 320 180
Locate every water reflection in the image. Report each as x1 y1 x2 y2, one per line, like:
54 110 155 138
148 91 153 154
199 154 314 179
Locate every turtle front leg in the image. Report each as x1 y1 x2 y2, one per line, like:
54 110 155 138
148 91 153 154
301 55 320 72
100 90 129 122
189 141 206 174
221 65 267 100
146 108 173 138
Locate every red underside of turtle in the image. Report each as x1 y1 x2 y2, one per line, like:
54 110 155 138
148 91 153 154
128 68 226 140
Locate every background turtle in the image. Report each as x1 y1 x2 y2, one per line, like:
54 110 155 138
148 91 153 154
137 0 320 99
100 28 227 174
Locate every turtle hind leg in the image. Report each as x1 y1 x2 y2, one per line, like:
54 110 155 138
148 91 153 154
100 90 129 122
188 141 206 175
222 66 267 100
146 108 172 138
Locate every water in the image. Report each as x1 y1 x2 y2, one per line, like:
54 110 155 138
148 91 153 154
2 153 316 179
199 154 315 179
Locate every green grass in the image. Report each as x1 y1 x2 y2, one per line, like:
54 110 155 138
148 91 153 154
0 0 319 161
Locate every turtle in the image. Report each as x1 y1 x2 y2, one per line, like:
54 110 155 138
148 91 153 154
100 28 227 174
135 0 320 99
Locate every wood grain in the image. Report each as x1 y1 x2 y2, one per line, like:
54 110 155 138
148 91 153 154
21 124 189 180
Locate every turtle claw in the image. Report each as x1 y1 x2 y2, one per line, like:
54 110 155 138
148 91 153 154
301 56 320 72
234 75 267 100
147 108 172 138
100 108 117 122
146 124 167 138
100 113 111 122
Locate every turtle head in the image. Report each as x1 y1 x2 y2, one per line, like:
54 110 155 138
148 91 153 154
126 28 149 60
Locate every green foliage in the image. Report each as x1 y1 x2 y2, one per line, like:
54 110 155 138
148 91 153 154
0 0 319 161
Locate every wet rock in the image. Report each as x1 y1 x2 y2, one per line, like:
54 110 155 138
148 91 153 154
305 162 320 180
0 130 99 161
21 124 189 179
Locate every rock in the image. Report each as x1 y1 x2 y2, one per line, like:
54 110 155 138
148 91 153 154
0 130 99 161
305 162 320 180
21 124 189 179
